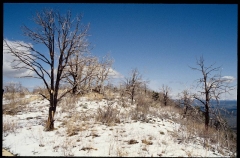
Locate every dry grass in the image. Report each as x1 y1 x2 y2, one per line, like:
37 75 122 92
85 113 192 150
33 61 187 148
129 95 151 121
170 110 237 156
81 146 97 151
128 139 139 144
35 88 50 100
82 92 104 101
2 92 36 115
58 95 78 113
142 138 153 145
3 92 25 101
160 104 182 116
62 111 87 136
2 87 236 156
3 116 18 136
103 89 116 100
95 100 121 126
65 120 79 137
107 127 129 156
116 94 130 108
26 95 43 102
159 131 165 135
212 129 237 154
27 127 46 147
116 146 128 157
60 137 76 156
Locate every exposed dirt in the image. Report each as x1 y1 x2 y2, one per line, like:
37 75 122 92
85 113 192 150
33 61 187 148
2 149 14 156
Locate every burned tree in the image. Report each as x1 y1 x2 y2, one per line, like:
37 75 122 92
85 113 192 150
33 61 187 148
64 52 113 95
190 56 235 131
160 84 171 106
3 9 90 131
124 68 142 105
94 55 114 95
177 89 194 118
64 53 99 95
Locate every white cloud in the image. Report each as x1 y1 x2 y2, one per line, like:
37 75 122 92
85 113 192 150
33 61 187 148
108 68 124 79
221 76 235 83
3 39 34 78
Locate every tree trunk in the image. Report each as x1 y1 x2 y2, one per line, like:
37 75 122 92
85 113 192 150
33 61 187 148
72 73 78 94
183 105 188 117
44 106 56 131
205 104 209 131
45 90 57 131
131 89 134 105
72 83 77 94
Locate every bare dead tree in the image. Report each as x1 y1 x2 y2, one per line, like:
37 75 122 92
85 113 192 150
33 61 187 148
3 9 90 131
94 54 114 95
160 84 171 106
177 89 194 118
124 68 142 105
60 29 90 95
63 53 98 95
63 52 113 96
79 56 100 94
138 80 150 96
4 82 22 93
190 56 235 131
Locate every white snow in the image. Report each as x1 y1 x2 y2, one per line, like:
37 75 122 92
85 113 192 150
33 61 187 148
2 94 235 157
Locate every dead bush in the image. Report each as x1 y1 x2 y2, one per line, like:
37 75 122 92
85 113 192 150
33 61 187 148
116 92 130 108
95 100 121 126
64 112 85 136
130 95 150 121
82 92 104 101
3 116 18 136
60 137 75 156
66 120 79 137
3 92 26 101
142 139 153 145
103 89 116 101
3 92 31 115
59 95 78 113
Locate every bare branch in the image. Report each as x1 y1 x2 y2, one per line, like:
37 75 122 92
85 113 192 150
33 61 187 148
38 92 50 101
4 9 92 131
190 56 236 131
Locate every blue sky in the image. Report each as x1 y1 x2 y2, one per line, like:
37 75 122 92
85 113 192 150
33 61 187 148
3 3 238 99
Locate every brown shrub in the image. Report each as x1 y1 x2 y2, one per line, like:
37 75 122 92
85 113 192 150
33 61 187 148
95 100 120 126
82 92 104 101
3 116 18 136
129 94 151 121
58 95 78 113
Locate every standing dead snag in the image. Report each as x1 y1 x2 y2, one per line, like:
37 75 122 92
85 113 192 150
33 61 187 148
64 53 113 95
94 55 114 95
160 84 171 106
124 68 143 105
177 89 195 119
64 53 98 95
190 56 235 131
3 9 90 131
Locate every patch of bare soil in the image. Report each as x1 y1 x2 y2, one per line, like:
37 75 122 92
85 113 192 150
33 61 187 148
2 149 14 156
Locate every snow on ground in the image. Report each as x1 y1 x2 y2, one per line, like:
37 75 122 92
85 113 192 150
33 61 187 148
2 94 235 157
